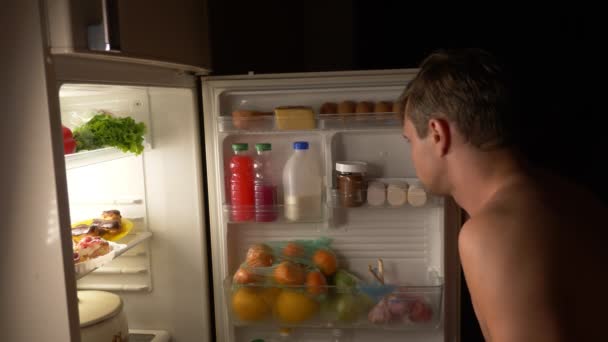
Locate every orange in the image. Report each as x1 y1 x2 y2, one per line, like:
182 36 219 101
312 249 337 276
282 242 305 258
273 261 305 286
231 287 269 321
306 271 327 296
233 267 261 284
246 243 274 267
275 290 319 323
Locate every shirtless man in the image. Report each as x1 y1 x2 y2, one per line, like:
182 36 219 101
400 49 608 341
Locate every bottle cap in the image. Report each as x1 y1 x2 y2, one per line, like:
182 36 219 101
255 143 271 151
336 161 367 173
293 141 309 150
232 143 248 151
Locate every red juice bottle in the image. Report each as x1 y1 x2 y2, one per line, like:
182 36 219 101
253 143 278 222
230 143 254 221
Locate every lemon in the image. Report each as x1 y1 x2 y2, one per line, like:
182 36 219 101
231 287 269 321
275 290 319 323
260 287 282 307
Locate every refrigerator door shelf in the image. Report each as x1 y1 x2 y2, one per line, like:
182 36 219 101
128 329 171 342
225 276 443 331
223 204 327 225
218 112 402 133
74 231 152 280
65 145 151 170
328 178 443 210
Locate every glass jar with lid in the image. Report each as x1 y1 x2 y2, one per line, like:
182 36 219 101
335 161 368 207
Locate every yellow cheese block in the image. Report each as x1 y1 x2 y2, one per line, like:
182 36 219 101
274 106 316 130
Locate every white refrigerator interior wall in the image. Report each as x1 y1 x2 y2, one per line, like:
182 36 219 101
203 71 456 342
60 84 211 341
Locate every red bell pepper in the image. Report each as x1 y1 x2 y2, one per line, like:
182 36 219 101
62 125 76 155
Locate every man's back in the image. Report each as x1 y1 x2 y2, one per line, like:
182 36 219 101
459 169 608 341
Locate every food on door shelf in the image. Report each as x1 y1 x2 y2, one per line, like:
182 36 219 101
233 267 262 285
231 287 270 321
73 111 146 155
392 100 404 114
231 110 272 129
71 210 123 239
245 243 274 268
282 241 305 259
368 293 433 324
334 269 360 291
306 271 327 296
273 261 306 286
275 290 319 323
312 249 338 276
73 236 111 263
62 125 76 155
367 181 387 206
355 101 374 114
71 210 133 242
274 106 316 130
337 101 356 114
387 182 408 207
334 293 364 322
322 100 400 116
374 101 393 113
407 184 428 207
319 102 338 114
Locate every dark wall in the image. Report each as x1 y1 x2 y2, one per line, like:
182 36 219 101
207 4 601 341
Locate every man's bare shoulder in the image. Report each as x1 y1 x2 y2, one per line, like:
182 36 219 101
458 174 608 341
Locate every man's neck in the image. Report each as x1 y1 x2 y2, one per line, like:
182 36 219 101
449 148 527 216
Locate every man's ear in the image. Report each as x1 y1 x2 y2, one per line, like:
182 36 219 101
428 118 451 156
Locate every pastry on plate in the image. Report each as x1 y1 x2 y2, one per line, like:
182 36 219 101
75 236 110 263
72 209 123 239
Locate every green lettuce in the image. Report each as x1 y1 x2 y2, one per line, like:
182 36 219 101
73 112 147 155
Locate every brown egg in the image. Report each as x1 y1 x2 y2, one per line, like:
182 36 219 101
273 261 305 285
392 101 404 114
320 102 338 114
246 244 274 268
355 101 374 114
374 101 392 113
337 101 356 114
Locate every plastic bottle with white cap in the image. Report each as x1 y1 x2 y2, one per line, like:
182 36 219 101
282 141 322 221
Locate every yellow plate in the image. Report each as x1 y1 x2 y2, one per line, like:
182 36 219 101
71 218 133 242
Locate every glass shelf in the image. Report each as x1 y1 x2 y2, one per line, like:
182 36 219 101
225 275 443 331
74 231 152 280
223 204 326 224
218 112 402 133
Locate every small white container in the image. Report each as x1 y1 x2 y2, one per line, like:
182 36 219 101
387 181 409 207
408 183 428 207
367 181 386 207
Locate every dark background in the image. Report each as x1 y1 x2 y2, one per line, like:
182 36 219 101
206 3 603 341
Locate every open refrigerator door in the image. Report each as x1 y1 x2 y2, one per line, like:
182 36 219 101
202 70 462 342
53 57 212 341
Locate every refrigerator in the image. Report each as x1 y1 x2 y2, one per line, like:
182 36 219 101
3 3 461 342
